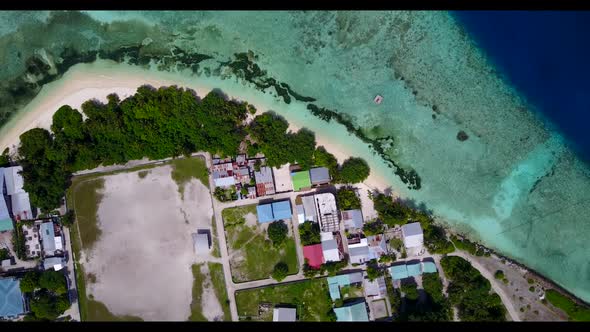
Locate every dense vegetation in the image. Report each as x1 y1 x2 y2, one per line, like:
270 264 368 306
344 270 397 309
545 289 590 321
335 187 361 210
299 221 321 246
271 262 289 281
398 272 453 321
441 256 506 321
338 157 370 184
451 235 487 257
20 270 70 321
18 86 249 210
371 191 454 254
18 86 371 211
267 221 288 247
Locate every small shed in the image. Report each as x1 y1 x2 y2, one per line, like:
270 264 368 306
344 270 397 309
256 204 275 223
309 167 330 185
273 307 296 322
43 256 66 271
296 205 306 224
192 232 211 254
291 171 311 192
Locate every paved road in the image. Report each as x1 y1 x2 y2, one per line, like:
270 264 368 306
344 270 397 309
60 227 81 321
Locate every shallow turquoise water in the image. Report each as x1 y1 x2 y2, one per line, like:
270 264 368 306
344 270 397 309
0 11 588 301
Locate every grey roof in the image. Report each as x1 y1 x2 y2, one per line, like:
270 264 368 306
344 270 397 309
349 246 370 264
341 209 364 229
301 196 317 223
193 233 210 253
309 167 330 184
347 272 364 284
40 222 56 253
273 307 296 322
43 256 65 270
11 192 32 221
254 166 274 185
363 276 387 298
321 238 338 251
3 166 25 195
402 222 423 237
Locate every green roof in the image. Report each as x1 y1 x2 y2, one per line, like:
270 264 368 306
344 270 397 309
291 171 311 191
0 218 13 232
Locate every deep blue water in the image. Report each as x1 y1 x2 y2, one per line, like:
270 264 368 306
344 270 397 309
453 11 590 162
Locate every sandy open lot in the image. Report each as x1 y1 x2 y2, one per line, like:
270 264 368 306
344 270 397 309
81 165 220 321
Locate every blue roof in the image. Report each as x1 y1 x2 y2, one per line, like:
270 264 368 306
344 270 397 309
389 265 409 280
328 283 341 300
407 262 422 277
0 278 25 318
271 201 292 220
422 261 437 274
256 204 274 223
334 302 369 322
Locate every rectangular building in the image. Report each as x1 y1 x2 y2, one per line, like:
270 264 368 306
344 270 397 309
402 222 424 249
314 193 339 232
212 162 235 188
272 165 293 193
40 221 63 257
254 166 276 196
0 277 26 319
309 167 330 186
291 171 311 192
341 209 364 230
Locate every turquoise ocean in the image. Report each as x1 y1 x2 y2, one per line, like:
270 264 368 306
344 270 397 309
0 11 588 302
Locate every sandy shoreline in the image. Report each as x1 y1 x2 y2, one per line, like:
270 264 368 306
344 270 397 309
0 62 390 192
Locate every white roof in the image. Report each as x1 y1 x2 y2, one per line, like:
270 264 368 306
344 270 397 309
273 307 296 322
314 193 337 216
296 205 305 224
347 238 368 249
192 233 210 253
402 222 424 248
40 222 57 254
213 176 235 188
3 166 25 195
54 236 63 251
43 256 65 271
322 238 340 262
11 193 32 221
320 232 334 241
272 165 293 193
301 196 317 223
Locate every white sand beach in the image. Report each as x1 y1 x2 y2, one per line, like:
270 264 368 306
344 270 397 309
0 60 392 193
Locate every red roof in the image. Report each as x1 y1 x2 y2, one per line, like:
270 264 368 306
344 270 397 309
303 244 324 269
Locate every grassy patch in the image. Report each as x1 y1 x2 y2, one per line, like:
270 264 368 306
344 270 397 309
86 299 143 321
170 156 209 198
226 220 298 282
235 278 332 321
70 178 105 251
545 289 590 321
222 204 257 227
211 216 221 258
189 264 207 321
208 263 231 321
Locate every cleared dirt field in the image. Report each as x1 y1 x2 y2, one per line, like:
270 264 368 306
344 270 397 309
74 161 220 321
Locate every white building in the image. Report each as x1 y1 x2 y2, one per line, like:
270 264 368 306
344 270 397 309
321 232 341 263
2 166 33 221
192 232 211 254
273 307 296 322
39 222 63 257
401 222 424 249
3 166 25 195
43 256 66 271
272 164 293 193
348 238 370 264
301 196 317 223
314 193 339 232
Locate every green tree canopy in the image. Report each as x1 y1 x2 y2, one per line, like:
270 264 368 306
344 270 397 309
39 270 68 295
338 157 370 184
20 271 41 293
271 262 289 281
267 221 288 247
335 187 361 210
298 221 321 246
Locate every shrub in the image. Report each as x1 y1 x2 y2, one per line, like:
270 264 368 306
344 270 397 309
271 262 289 281
299 221 321 246
400 280 419 301
267 221 288 247
337 157 370 184
60 210 75 227
494 270 505 280
366 260 382 281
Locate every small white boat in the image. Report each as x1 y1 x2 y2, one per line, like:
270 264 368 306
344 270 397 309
374 95 383 104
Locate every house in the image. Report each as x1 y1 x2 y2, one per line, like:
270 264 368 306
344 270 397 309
40 221 63 257
212 162 235 188
1 259 12 269
367 234 387 260
309 167 330 186
273 307 296 322
301 196 317 223
236 154 247 167
272 165 293 193
1 166 33 222
314 193 339 232
246 187 257 200
347 238 370 264
327 272 364 300
363 276 387 300
334 301 369 322
21 223 40 258
0 170 13 232
341 209 363 230
11 192 33 221
401 222 423 249
291 171 311 192
254 166 276 196
0 277 26 319
321 232 341 263
303 244 324 269
43 256 66 271
192 232 211 254
422 260 438 274
233 166 251 185
295 204 306 224
389 264 409 281
256 200 292 223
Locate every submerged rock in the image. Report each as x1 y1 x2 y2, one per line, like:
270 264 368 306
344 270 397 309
457 130 469 141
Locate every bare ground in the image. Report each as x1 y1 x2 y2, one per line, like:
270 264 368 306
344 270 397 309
81 165 216 321
199 264 224 321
